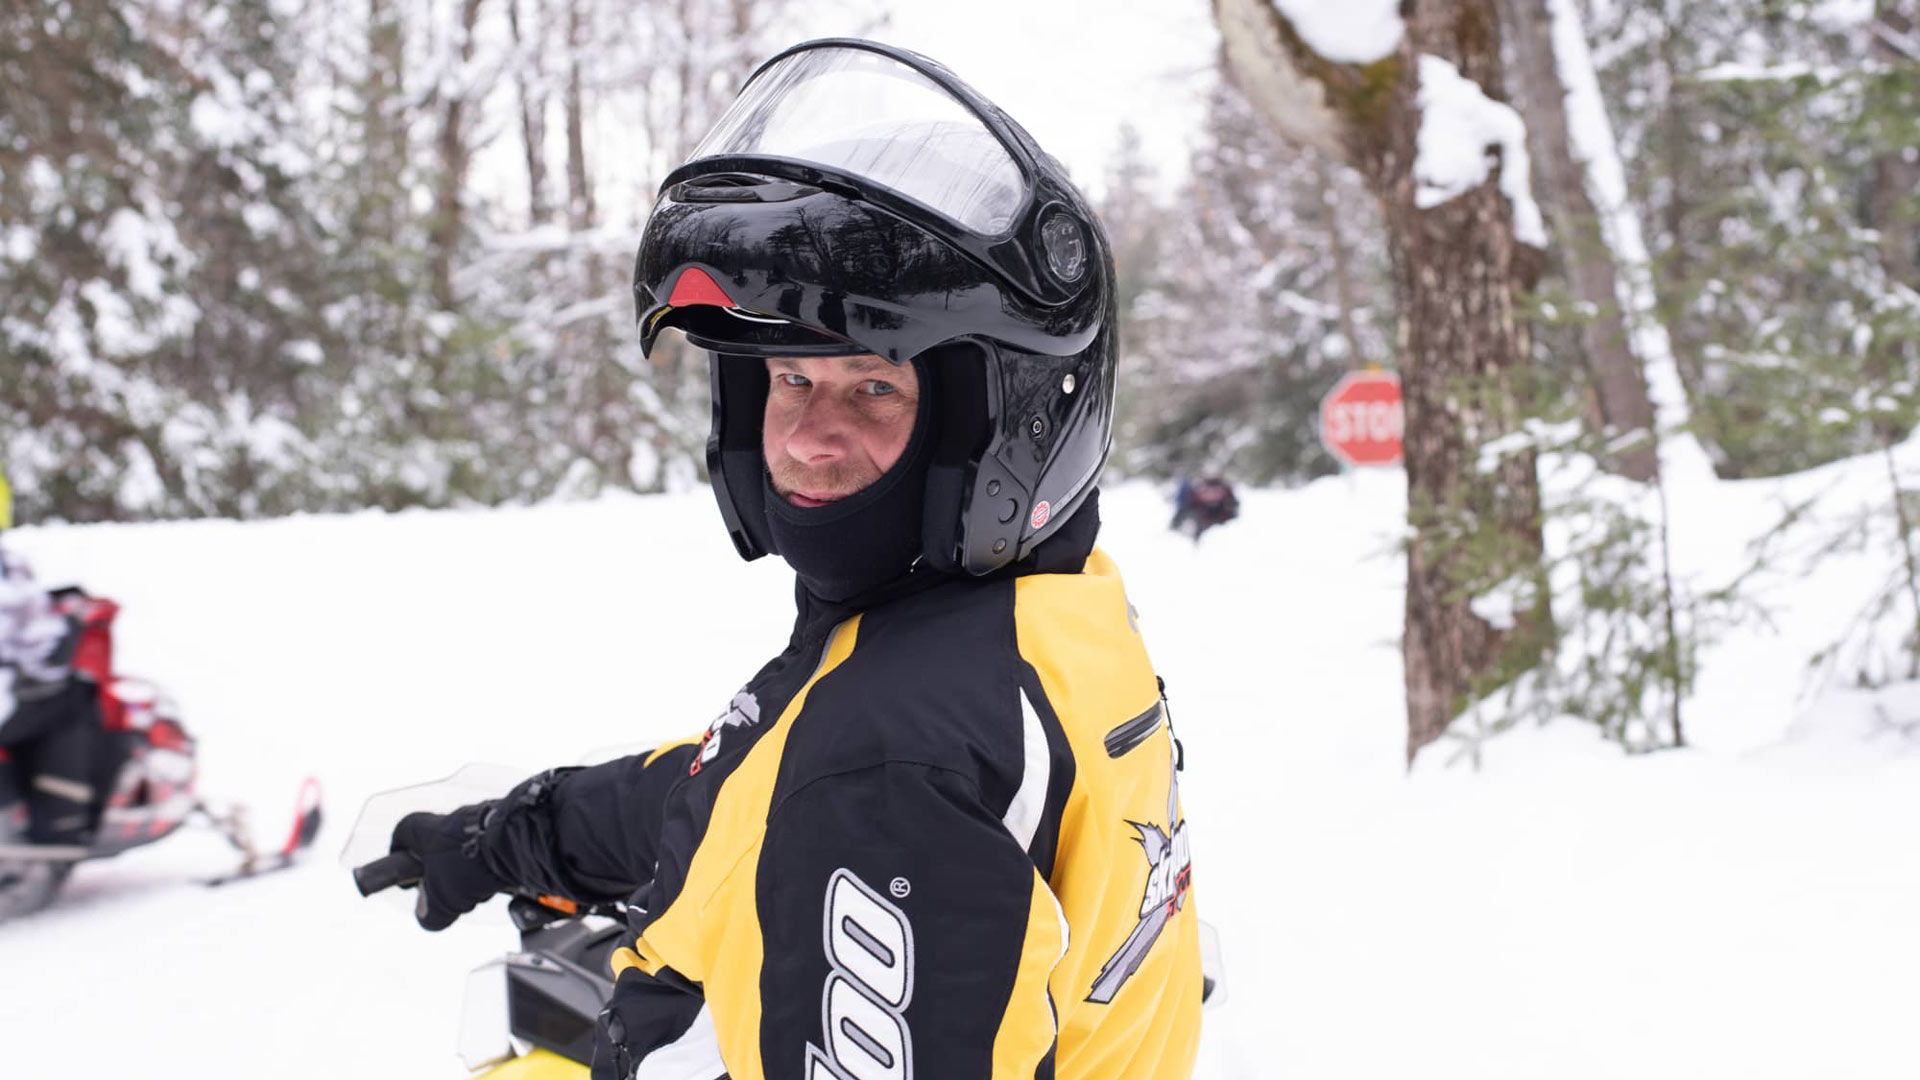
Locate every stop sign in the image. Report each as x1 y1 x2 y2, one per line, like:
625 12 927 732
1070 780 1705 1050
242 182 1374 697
1319 371 1404 468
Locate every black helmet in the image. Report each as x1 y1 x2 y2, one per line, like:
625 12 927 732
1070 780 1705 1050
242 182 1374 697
634 39 1116 576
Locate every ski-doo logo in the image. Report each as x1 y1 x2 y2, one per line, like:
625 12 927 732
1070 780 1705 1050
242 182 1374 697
806 868 917 1080
689 690 760 776
1087 742 1192 1004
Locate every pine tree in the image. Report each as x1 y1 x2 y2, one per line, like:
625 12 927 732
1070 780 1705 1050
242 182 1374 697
1 0 337 519
1593 0 1920 478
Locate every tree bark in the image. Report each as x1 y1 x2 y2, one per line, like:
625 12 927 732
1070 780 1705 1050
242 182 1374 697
1652 13 1710 413
362 0 407 241
564 0 595 232
1500 0 1657 480
1381 7 1549 761
1869 0 1919 294
509 0 550 225
1216 0 1551 763
429 0 484 311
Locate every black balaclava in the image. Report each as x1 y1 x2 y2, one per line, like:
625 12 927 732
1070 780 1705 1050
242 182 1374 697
762 358 935 604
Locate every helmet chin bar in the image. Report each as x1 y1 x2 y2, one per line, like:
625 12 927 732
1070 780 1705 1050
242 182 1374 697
706 353 775 562
952 342 1109 575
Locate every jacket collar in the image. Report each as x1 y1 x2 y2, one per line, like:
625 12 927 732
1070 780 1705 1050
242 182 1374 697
787 487 1103 642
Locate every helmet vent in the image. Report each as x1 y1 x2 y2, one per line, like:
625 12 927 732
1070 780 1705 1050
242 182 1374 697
1040 212 1087 283
671 174 820 204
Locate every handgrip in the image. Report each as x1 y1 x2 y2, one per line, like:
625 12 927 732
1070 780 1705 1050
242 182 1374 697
353 851 423 896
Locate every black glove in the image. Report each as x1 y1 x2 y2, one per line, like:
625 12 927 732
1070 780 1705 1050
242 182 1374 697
390 803 508 931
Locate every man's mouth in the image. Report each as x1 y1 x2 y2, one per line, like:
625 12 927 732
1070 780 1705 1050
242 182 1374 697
784 489 842 508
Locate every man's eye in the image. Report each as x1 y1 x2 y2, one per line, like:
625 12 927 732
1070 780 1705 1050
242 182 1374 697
775 373 810 389
865 380 897 396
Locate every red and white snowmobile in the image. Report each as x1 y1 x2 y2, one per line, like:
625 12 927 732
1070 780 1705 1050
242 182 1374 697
0 589 323 921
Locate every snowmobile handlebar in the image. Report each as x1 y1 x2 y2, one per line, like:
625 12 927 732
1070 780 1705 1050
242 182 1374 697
352 851 423 896
353 850 623 934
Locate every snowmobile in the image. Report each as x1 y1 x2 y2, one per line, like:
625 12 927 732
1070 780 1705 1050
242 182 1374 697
346 767 1226 1080
0 589 324 921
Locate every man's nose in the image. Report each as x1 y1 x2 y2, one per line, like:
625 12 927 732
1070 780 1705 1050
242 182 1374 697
784 394 852 463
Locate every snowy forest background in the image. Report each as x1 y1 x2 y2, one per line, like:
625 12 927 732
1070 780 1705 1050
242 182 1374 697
11 0 1912 521
3 0 1918 759
5 8 1918 1070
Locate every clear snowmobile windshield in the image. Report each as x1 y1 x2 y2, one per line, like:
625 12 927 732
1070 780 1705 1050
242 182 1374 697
337 763 525 873
692 46 1029 236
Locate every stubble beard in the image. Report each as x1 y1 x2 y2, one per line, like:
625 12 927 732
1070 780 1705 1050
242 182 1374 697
767 457 880 504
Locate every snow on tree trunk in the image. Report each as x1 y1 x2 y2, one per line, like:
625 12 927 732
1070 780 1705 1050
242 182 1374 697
1501 0 1657 481
1543 0 1705 478
1216 0 1552 763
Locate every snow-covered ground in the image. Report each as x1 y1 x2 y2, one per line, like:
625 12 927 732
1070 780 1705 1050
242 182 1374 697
2 469 1916 1079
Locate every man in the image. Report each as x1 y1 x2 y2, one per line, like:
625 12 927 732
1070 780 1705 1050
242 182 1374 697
386 40 1202 1080
0 465 96 852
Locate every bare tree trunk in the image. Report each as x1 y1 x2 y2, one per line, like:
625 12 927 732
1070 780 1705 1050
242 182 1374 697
362 0 407 241
1501 0 1657 480
729 0 759 81
1386 6 1549 761
674 0 697 162
1316 155 1366 369
1652 13 1709 411
1869 0 1919 293
429 0 484 311
564 0 595 232
509 0 550 225
559 0 618 486
1862 0 1920 459
1217 0 1551 763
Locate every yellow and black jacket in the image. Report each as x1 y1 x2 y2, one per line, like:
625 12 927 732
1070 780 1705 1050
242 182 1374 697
481 502 1202 1080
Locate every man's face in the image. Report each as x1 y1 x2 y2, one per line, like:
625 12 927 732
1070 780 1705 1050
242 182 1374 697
763 354 921 508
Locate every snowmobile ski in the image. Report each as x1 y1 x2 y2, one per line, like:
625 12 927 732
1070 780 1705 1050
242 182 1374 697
197 776 324 887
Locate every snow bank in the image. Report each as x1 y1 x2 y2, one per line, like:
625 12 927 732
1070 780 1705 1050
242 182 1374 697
0 468 1914 1079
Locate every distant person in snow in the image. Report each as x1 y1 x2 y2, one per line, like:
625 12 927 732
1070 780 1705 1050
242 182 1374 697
376 40 1204 1080
0 466 96 850
1169 473 1194 530
1170 474 1239 542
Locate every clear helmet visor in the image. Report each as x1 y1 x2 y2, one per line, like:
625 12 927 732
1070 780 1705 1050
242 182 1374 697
692 46 1029 236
